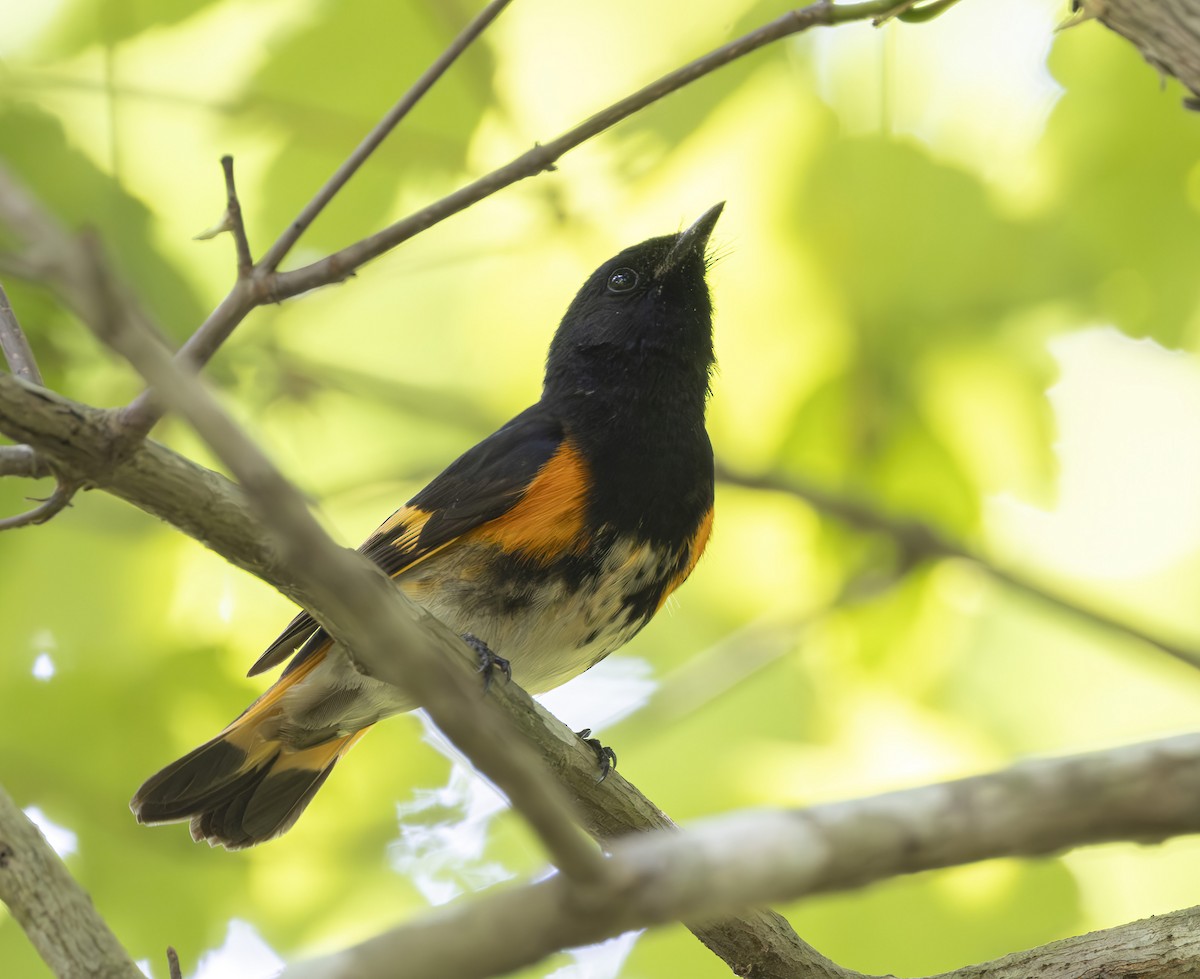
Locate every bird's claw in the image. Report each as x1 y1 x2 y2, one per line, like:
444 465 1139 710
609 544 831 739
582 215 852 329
576 728 617 782
462 633 510 693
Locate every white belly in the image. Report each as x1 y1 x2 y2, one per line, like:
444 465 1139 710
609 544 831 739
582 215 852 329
277 532 677 743
399 535 673 693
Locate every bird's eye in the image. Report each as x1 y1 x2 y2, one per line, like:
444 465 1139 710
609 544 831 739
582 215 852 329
607 268 639 293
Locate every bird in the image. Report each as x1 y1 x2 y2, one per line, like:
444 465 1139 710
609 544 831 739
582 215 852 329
131 203 724 849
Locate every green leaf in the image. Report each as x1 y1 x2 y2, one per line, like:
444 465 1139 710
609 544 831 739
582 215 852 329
35 0 228 58
0 103 206 340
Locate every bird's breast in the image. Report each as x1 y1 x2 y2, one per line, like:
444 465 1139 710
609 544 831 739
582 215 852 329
395 526 702 694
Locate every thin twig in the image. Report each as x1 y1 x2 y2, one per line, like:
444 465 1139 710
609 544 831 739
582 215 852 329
257 0 516 274
119 0 922 437
193 156 253 272
719 465 1200 672
0 284 43 385
0 478 78 532
221 155 253 275
166 947 182 979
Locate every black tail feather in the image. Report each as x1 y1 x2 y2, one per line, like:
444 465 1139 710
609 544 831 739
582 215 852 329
132 732 349 849
132 736 265 824
191 763 340 849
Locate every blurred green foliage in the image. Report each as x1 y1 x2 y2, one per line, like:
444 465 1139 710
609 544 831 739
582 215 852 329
2 1 1200 977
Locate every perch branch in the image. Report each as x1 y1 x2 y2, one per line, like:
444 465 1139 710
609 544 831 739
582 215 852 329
283 732 1200 979
9 369 1200 977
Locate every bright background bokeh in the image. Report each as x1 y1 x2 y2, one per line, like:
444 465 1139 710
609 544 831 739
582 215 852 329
3 0 1200 976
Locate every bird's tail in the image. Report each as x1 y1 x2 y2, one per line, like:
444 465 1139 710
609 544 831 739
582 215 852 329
131 662 368 849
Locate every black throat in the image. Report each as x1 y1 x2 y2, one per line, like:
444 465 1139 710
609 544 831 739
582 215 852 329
543 356 714 545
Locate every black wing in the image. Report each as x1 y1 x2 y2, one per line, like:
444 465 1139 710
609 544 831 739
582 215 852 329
247 404 564 676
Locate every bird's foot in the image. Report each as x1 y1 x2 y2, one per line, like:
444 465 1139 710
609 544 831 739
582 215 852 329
576 728 617 782
462 633 510 693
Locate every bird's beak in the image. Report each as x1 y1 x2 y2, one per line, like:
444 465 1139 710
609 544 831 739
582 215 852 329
661 202 724 273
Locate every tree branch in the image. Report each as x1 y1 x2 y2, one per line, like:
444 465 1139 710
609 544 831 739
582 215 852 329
292 904 1200 979
8 364 1198 974
718 465 1200 672
1075 0 1200 108
0 784 143 979
283 732 1200 979
929 904 1200 979
0 286 51 489
0 285 79 530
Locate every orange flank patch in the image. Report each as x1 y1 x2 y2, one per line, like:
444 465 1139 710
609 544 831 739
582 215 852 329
657 504 714 610
470 441 590 561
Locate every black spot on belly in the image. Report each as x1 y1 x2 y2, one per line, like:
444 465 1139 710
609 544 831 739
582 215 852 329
621 582 664 629
579 627 601 648
621 547 691 627
487 544 606 593
499 591 532 615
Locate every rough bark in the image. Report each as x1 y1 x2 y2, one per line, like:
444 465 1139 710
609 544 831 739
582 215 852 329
1084 0 1200 105
0 786 142 979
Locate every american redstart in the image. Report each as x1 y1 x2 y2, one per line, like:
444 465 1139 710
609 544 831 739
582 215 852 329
132 203 723 848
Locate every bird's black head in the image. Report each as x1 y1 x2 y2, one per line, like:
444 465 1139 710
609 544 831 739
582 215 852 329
542 204 723 420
